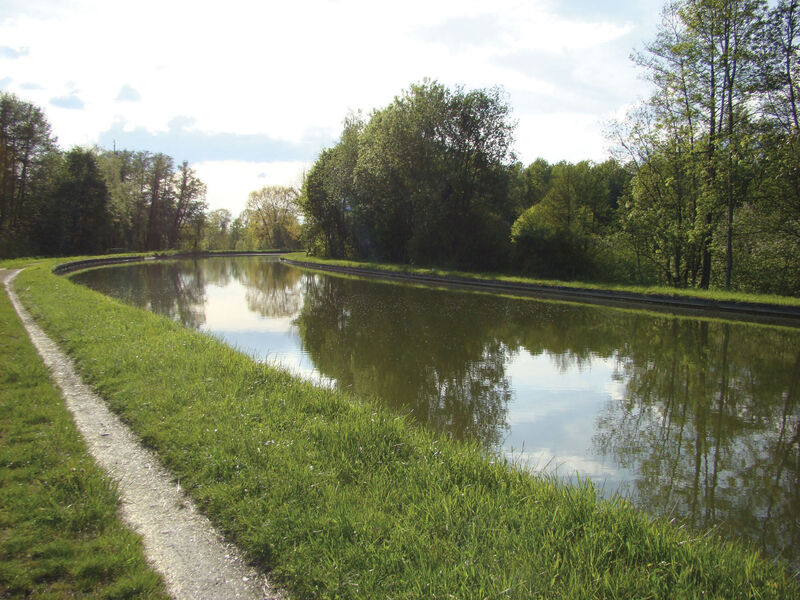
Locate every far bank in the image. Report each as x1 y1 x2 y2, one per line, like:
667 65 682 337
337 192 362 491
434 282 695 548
281 252 800 328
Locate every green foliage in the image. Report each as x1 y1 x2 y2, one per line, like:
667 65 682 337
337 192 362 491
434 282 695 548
511 202 587 278
615 0 800 294
0 91 209 258
299 80 516 269
203 208 233 250
36 148 112 256
0 92 58 257
244 185 302 250
510 160 631 280
170 161 207 250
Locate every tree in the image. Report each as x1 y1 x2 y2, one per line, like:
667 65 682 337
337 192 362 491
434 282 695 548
97 149 138 251
96 149 211 254
618 0 767 289
169 161 207 248
205 208 233 250
759 0 800 133
0 92 57 254
245 185 301 249
740 0 800 293
298 115 363 257
145 153 174 251
523 158 553 208
300 80 516 269
510 159 629 280
37 148 111 255
0 93 213 257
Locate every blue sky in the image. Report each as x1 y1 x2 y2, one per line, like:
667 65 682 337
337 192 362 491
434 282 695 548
0 0 664 214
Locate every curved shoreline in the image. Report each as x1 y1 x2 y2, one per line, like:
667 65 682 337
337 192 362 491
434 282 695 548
51 251 287 275
13 261 800 595
46 252 800 327
280 256 800 327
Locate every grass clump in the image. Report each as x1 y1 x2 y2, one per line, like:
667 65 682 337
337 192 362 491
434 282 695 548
0 273 168 599
12 261 800 598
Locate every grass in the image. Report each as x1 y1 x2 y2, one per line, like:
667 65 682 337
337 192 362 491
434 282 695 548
0 272 169 598
284 252 800 308
8 259 799 599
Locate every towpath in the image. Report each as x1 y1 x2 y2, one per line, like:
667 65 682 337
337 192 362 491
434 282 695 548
1 268 284 600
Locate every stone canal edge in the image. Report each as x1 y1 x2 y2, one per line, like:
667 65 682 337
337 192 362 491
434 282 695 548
2 268 285 600
280 257 800 327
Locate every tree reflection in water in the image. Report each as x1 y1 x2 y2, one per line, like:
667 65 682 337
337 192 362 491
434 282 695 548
71 256 800 565
294 274 512 449
74 260 208 330
594 320 800 565
239 260 303 319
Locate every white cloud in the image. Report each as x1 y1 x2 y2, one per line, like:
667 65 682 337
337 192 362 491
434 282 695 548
516 112 610 163
50 92 84 110
0 0 663 215
0 45 28 59
115 84 141 102
192 160 310 214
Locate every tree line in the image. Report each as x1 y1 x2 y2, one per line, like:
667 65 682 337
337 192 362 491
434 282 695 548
613 0 800 293
299 0 800 295
0 92 209 256
0 92 302 257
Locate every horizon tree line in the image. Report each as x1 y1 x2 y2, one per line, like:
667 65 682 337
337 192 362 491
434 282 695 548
0 91 300 256
2 0 798 295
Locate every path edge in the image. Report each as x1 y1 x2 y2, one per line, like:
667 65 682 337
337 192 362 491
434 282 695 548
3 268 284 600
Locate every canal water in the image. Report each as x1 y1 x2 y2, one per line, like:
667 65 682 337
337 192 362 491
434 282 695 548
71 255 800 566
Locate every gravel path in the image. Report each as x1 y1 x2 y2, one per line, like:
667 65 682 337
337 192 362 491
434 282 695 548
2 269 285 600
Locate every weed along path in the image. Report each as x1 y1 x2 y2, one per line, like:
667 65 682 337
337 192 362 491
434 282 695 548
2 268 283 600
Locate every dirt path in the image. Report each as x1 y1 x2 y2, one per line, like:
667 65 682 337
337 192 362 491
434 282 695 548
2 269 285 600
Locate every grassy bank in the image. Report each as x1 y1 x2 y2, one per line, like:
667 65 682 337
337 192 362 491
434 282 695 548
284 252 800 308
0 272 168 599
11 260 800 598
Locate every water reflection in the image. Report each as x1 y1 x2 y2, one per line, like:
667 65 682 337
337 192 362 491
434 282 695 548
82 260 208 329
595 321 800 564
294 273 512 448
71 256 800 566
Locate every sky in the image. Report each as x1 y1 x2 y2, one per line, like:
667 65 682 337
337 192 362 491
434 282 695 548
0 0 664 215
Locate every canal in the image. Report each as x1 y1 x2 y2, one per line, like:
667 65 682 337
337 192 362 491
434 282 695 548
71 255 800 566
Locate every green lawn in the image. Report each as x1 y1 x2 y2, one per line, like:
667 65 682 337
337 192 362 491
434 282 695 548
0 270 169 599
5 258 798 598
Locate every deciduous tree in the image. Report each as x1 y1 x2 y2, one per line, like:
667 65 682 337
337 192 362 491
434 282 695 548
245 185 301 249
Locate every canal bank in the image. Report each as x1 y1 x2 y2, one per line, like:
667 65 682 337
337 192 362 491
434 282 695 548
0 267 170 598
71 253 800 567
6 258 798 598
2 267 281 600
281 254 800 328
43 251 800 327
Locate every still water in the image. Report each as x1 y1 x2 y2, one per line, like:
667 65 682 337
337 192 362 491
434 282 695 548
72 256 800 566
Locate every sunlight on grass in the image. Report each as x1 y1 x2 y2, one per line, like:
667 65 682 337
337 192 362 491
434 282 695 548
0 274 168 599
